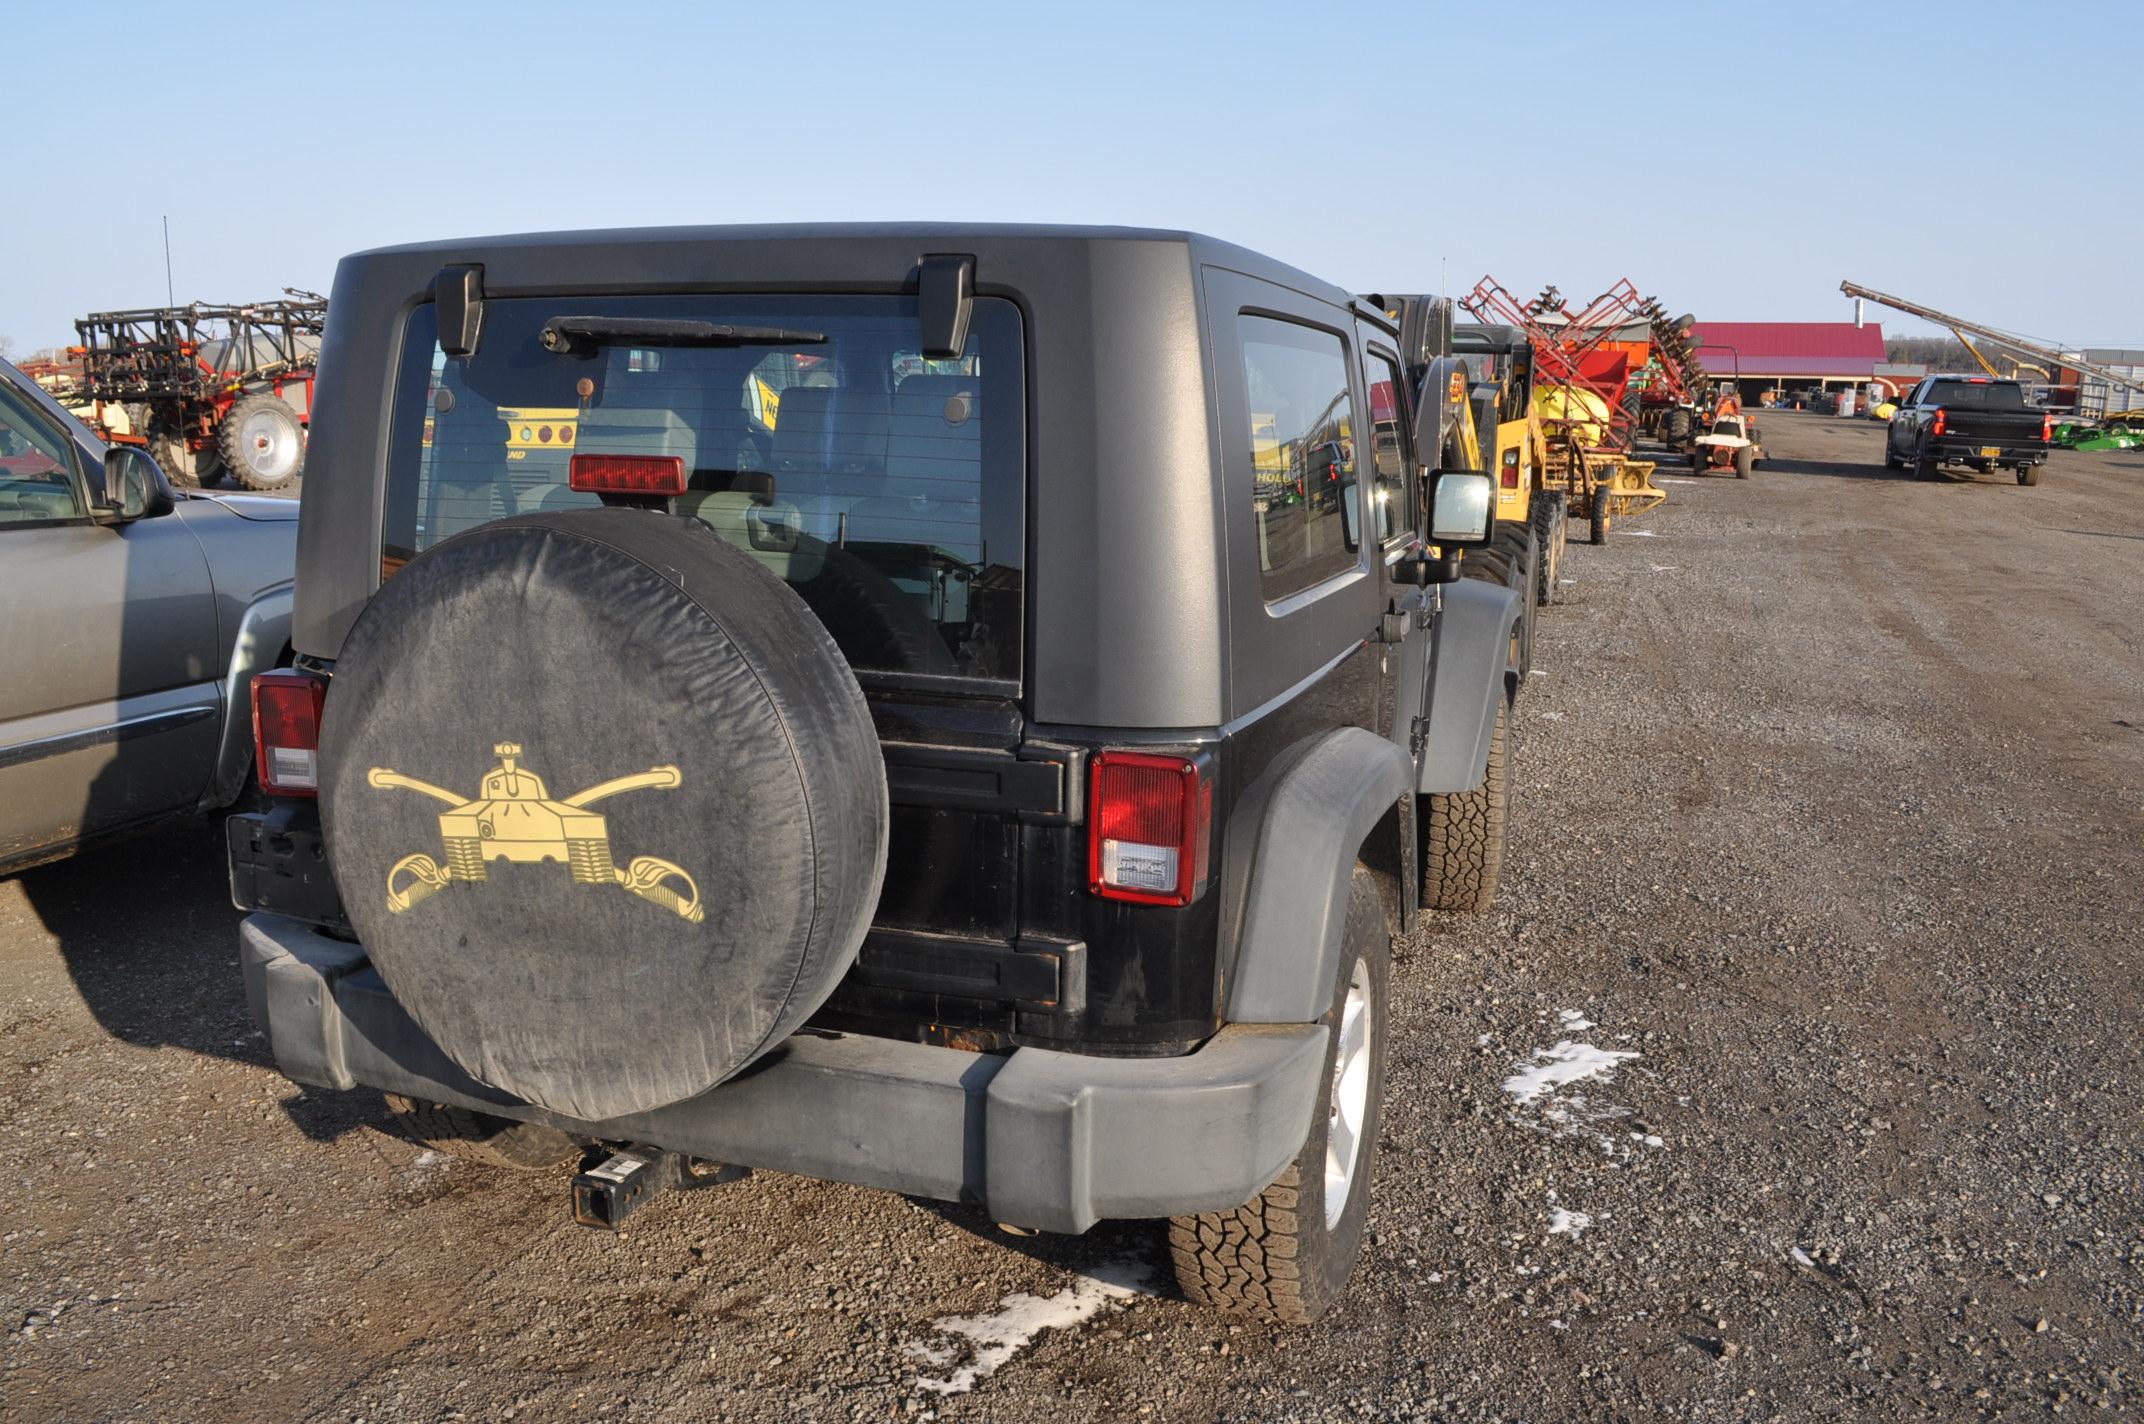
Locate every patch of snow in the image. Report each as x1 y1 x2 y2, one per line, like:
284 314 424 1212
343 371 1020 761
1502 1041 1640 1107
908 1260 1152 1395
1557 1009 1596 1032
1648 563 1679 573
1790 1247 1816 1269
1657 477 1700 485
1624 529 1661 537
411 1150 445 1169
1548 1208 1592 1236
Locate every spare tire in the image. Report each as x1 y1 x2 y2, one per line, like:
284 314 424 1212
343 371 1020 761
318 509 888 1122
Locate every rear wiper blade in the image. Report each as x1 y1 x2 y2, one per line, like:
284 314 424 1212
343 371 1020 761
539 316 826 354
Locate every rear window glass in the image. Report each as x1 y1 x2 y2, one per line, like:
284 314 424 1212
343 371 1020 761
385 295 1025 685
1925 380 2025 411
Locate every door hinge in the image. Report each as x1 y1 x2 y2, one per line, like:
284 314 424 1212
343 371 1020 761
1409 715 1429 761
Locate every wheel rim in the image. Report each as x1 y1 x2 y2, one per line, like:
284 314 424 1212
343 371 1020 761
238 409 300 482
1323 958 1373 1228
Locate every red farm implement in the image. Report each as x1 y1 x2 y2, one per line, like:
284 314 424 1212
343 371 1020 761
70 291 326 490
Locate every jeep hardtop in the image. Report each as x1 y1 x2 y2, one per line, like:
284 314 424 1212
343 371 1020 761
231 224 1525 1322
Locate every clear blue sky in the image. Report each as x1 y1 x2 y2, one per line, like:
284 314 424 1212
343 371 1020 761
6 1 2138 356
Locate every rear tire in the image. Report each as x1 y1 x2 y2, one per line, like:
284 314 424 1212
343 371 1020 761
1734 445 1754 479
1587 488 1609 545
1168 866 1390 1324
381 1095 580 1172
147 431 199 488
1419 697 1509 913
218 393 306 491
2016 464 2041 486
1915 439 1938 482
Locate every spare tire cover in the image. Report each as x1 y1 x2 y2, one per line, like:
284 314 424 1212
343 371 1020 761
319 509 888 1122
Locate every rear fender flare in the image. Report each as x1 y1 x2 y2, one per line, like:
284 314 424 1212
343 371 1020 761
1418 577 1522 796
1223 727 1411 1024
205 584 293 809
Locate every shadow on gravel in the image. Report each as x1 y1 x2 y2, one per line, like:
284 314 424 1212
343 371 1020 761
15 817 262 1061
15 818 394 1144
907 1197 1172 1298
1749 453 1901 482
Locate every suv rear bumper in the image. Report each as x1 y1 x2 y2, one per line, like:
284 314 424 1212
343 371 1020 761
1928 436 2048 467
240 913 1325 1234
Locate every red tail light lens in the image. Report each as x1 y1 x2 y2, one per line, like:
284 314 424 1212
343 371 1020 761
569 453 687 496
252 669 327 797
1088 751 1212 906
2042 412 2055 442
1500 447 1521 488
1930 407 1946 437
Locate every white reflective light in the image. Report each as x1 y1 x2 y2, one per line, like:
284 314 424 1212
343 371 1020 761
269 746 319 790
1100 840 1178 894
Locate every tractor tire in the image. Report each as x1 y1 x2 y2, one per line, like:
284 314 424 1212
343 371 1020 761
1419 698 1509 914
1665 406 1692 448
1587 487 1609 545
381 1094 580 1172
1689 447 1706 474
147 432 199 488
2016 464 2041 487
218 393 306 491
1734 445 1754 479
1169 867 1390 1325
1531 493 1566 607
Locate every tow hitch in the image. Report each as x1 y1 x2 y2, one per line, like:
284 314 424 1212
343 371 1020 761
570 1149 749 1229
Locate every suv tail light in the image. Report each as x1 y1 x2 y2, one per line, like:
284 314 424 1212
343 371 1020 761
569 453 688 496
252 669 327 797
1088 751 1212 906
1930 407 1947 437
2042 411 2056 442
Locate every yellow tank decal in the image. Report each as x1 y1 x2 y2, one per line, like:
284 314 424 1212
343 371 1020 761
368 742 703 922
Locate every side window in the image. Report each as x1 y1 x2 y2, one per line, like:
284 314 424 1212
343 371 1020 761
1239 315 1360 600
0 381 84 525
1365 351 1413 544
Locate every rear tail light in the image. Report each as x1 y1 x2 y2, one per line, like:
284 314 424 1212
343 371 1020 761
1500 447 1521 488
1088 751 1212 906
2042 412 2055 442
569 453 687 496
1930 408 1947 437
252 669 327 797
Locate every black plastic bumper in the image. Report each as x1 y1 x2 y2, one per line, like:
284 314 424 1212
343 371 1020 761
1929 438 2047 467
239 913 1325 1233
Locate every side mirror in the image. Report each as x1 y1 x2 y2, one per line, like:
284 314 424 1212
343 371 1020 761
1426 469 1496 548
97 446 176 523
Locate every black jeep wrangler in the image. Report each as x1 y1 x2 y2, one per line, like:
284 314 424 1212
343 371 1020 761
230 225 1526 1323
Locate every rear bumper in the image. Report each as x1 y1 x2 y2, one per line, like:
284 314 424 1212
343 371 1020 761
240 913 1325 1233
1928 437 2047 466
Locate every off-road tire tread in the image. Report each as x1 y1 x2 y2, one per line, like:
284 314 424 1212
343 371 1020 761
1420 698 1509 913
381 1094 579 1172
1168 869 1387 1324
1530 495 1563 606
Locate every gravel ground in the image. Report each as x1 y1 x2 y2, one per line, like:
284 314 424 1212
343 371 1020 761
4 414 2140 1422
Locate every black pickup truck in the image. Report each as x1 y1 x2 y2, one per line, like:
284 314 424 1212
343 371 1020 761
1884 375 2054 485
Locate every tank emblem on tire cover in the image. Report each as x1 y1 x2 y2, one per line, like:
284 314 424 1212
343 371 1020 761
367 742 704 922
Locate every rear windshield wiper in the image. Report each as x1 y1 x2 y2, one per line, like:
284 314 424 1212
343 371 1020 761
539 316 826 354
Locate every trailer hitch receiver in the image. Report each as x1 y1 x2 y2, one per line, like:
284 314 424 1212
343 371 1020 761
570 1148 748 1229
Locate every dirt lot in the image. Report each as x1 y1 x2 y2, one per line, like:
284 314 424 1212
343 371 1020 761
4 414 2139 1422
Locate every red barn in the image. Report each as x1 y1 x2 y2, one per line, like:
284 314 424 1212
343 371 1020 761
1683 321 1888 404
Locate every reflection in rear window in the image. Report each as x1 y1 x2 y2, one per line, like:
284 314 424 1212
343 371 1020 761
384 295 1025 684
